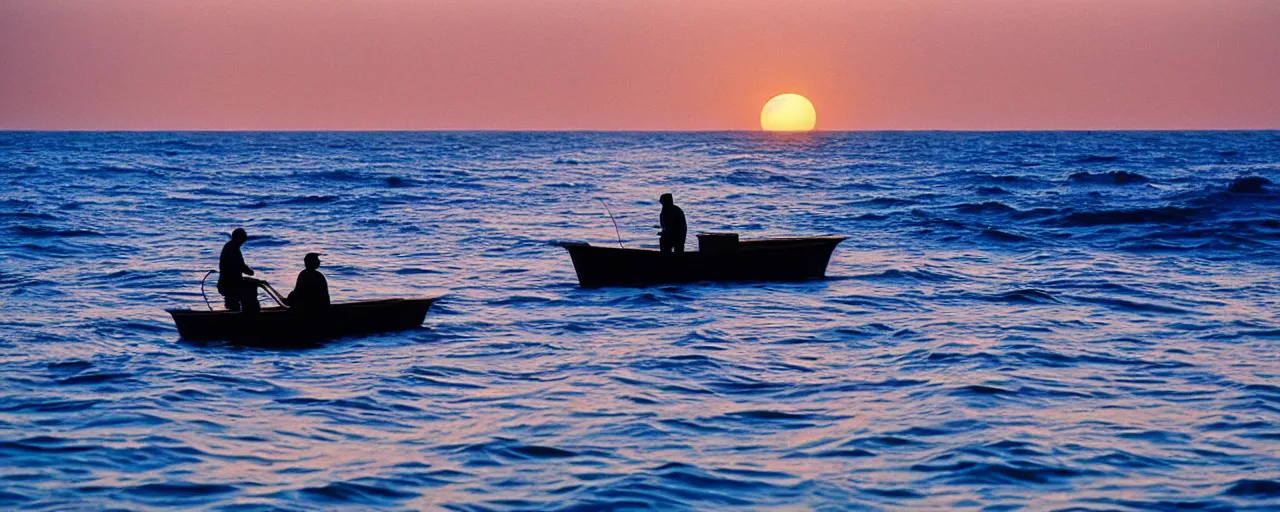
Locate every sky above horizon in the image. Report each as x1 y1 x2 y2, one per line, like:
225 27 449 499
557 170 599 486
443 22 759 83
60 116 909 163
2 0 1278 131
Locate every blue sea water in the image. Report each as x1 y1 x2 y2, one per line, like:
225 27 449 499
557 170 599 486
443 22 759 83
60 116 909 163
2 131 1280 510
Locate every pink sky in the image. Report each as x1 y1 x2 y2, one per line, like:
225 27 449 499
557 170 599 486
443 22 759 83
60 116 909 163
1 0 1278 130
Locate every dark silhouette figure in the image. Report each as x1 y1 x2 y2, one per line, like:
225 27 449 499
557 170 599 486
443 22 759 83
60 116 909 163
658 193 687 253
218 228 261 313
287 253 330 311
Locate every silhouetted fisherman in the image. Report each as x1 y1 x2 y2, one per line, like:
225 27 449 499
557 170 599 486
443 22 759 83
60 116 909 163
287 253 330 311
218 228 261 313
658 193 687 253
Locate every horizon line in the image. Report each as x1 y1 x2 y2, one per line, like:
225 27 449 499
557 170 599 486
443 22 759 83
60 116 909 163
2 128 1279 134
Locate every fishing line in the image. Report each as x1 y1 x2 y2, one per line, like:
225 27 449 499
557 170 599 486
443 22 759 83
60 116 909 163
600 199 624 248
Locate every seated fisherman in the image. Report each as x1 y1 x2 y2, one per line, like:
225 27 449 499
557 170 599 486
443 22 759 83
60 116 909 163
286 252 330 311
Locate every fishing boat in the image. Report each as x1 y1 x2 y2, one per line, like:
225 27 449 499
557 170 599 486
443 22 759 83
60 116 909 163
167 297 439 343
168 274 439 342
560 234 847 287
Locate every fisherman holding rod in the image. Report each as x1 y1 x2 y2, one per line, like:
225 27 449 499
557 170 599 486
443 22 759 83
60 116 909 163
658 193 687 253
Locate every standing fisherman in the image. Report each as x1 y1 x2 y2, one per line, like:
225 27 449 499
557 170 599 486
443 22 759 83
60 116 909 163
658 193 687 253
218 228 261 313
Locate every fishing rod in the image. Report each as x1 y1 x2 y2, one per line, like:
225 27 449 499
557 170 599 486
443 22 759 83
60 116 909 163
600 199 624 248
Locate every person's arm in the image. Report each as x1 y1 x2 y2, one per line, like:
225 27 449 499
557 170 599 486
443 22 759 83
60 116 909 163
319 274 330 306
283 273 300 306
234 250 254 276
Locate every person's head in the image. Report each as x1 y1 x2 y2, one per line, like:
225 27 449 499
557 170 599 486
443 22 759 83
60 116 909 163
304 252 322 270
230 228 247 244
659 193 673 206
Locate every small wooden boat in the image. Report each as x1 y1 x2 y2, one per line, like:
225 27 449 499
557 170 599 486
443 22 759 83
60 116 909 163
167 297 440 343
560 234 846 288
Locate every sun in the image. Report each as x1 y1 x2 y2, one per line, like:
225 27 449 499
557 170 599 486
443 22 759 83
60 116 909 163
760 93 816 132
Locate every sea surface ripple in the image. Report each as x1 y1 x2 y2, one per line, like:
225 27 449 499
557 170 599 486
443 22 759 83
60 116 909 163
2 131 1280 510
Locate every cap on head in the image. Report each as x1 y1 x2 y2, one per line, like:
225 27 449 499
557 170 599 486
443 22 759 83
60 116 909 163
659 193 673 205
304 252 322 268
231 228 247 242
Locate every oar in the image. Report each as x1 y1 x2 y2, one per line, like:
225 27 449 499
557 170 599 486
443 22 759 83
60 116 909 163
199 270 288 310
258 280 289 309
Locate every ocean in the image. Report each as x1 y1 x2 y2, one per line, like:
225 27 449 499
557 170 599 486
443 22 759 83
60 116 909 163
2 131 1279 510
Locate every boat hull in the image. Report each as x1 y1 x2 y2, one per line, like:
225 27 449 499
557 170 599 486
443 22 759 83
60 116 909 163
561 237 846 288
167 297 439 343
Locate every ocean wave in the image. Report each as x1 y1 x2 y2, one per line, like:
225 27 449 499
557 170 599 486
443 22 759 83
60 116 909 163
1228 176 1273 194
950 201 1018 214
0 210 62 221
122 482 238 502
911 459 1096 485
979 228 1033 242
287 479 418 505
10 225 105 238
1068 170 1149 184
384 176 423 188
1056 206 1205 226
1074 154 1122 163
77 164 163 176
722 169 794 186
281 194 341 204
304 169 366 182
1223 479 1280 498
973 173 1039 184
975 288 1059 304
849 197 916 208
852 268 959 281
1069 295 1196 315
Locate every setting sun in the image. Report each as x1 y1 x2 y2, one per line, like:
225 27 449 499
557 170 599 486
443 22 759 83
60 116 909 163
760 93 817 132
